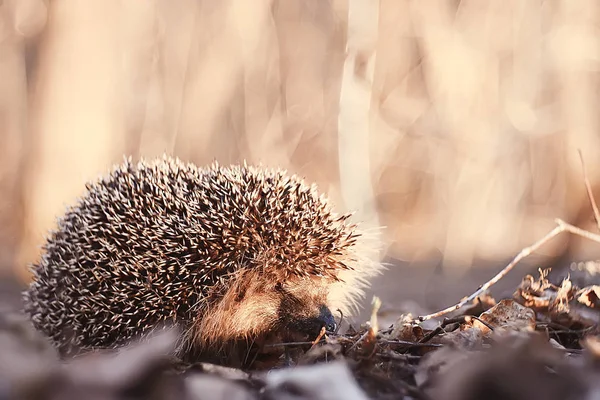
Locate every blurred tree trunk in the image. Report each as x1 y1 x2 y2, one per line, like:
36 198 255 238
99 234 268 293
272 0 347 200
17 0 126 277
0 0 47 277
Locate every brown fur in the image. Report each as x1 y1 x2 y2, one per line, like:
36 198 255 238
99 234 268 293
181 268 332 366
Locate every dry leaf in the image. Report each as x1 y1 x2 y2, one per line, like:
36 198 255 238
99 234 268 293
577 286 600 308
438 326 484 349
514 270 556 311
554 278 574 314
389 314 425 342
461 293 497 316
474 299 536 336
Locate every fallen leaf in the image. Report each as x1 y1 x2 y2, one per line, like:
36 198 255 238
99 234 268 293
577 286 600 308
474 299 536 336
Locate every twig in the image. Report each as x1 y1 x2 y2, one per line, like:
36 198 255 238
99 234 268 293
418 218 600 321
419 316 464 343
467 315 495 331
578 150 600 232
379 339 443 348
310 327 327 349
376 351 423 362
536 322 594 333
348 330 370 353
412 315 495 347
555 218 600 243
418 225 563 321
264 340 325 348
334 309 343 335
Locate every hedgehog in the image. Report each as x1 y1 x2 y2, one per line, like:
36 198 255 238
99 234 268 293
23 156 382 367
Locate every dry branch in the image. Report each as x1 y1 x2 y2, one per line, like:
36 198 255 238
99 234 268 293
419 153 600 322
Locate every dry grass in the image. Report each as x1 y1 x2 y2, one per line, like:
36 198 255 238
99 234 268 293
0 0 599 282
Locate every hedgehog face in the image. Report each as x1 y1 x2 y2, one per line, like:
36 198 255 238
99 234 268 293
192 271 336 351
274 278 336 335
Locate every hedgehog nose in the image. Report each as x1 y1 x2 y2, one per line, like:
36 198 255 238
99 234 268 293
318 305 336 333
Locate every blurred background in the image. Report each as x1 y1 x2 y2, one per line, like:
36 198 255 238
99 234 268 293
1 0 599 322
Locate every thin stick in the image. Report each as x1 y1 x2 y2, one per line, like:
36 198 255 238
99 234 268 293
418 218 600 322
467 315 495 331
348 330 370 353
376 352 423 362
555 218 600 244
419 316 463 343
379 339 443 348
578 150 600 232
334 309 343 335
418 225 564 321
265 340 324 348
310 327 327 349
418 152 600 323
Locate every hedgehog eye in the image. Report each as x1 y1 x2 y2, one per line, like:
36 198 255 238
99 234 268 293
274 282 284 292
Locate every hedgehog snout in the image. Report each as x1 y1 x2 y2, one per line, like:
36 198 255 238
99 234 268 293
318 305 336 333
281 303 337 338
